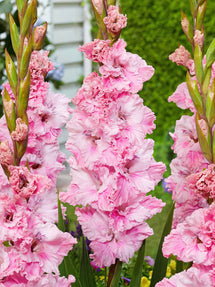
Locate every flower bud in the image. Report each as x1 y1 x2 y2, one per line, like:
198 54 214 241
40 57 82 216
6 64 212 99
91 0 103 16
181 11 193 44
32 22 47 50
194 30 204 49
169 45 191 67
103 6 127 35
11 118 28 142
0 141 14 167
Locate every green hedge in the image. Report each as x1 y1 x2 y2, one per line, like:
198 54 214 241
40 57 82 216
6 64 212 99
120 0 215 141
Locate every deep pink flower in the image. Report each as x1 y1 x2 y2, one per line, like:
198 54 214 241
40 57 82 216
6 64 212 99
0 141 13 166
169 45 191 67
103 5 127 34
9 166 52 198
79 40 111 63
11 118 28 142
187 164 215 201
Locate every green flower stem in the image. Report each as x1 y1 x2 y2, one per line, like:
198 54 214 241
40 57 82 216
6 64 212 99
107 259 122 287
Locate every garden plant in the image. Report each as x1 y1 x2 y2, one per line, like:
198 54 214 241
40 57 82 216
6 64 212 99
0 0 215 286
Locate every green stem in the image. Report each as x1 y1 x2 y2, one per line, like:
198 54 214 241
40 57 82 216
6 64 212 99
107 259 122 287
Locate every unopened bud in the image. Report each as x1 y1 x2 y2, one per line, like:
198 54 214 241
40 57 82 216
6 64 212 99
33 23 47 50
0 141 14 167
181 17 189 35
198 119 208 137
91 0 103 16
194 30 204 48
11 118 28 142
3 98 14 120
103 5 127 34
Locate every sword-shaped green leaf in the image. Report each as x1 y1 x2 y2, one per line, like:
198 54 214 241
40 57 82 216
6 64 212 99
150 203 174 287
130 240 145 287
80 236 96 287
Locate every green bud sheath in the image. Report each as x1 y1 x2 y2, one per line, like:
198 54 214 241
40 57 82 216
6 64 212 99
20 37 33 80
196 0 207 30
186 72 203 115
195 113 212 162
213 130 215 162
18 70 31 117
181 11 194 44
5 49 18 96
9 14 20 55
189 0 197 17
32 22 47 50
206 38 215 69
206 79 215 127
194 45 204 85
90 0 107 40
202 67 211 97
16 0 25 16
107 0 116 6
3 88 16 133
21 3 33 37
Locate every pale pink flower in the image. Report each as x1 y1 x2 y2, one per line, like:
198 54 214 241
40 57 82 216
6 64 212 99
156 265 213 287
11 118 28 142
163 204 215 265
76 205 155 266
103 5 127 34
168 82 195 113
194 30 204 49
63 34 165 268
0 274 75 287
99 39 154 94
28 274 75 287
170 115 201 157
169 45 191 67
0 141 13 166
21 222 77 277
29 50 54 77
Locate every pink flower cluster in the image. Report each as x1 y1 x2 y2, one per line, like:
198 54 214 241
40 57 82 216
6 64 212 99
60 37 166 267
0 51 76 285
156 54 215 285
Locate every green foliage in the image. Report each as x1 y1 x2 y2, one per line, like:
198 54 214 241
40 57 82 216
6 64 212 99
120 0 215 141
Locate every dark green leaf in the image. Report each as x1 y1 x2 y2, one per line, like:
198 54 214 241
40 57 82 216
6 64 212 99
57 192 65 232
130 241 145 287
80 237 96 287
150 203 175 287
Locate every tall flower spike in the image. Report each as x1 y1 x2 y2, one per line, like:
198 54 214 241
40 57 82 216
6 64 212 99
60 2 166 275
